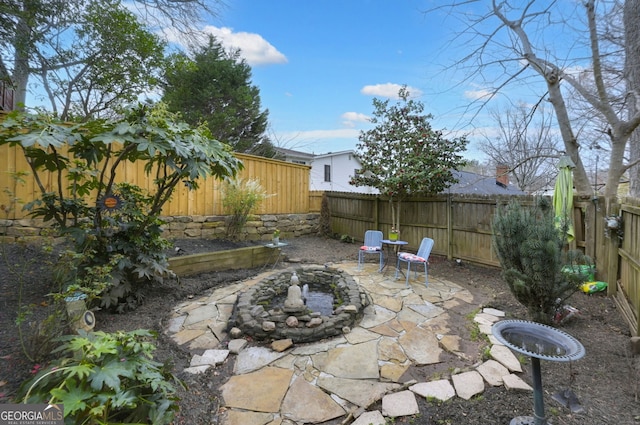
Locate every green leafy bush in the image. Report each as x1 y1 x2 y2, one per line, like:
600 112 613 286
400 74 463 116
18 329 182 425
0 104 242 311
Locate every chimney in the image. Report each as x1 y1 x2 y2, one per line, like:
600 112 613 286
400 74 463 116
496 164 509 188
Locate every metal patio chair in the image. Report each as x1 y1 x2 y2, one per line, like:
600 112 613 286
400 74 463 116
358 230 384 271
395 237 434 287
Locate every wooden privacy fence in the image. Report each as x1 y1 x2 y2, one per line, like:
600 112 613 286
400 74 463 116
0 144 311 219
325 191 640 336
326 192 559 267
611 197 640 336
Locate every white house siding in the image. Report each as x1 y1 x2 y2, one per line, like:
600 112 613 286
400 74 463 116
309 152 378 194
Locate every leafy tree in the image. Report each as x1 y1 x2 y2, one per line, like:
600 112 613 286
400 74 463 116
1 0 218 117
492 198 591 325
46 1 166 120
0 103 242 309
350 86 468 232
162 35 273 155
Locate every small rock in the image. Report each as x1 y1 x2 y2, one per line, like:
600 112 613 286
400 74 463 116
183 365 210 374
343 305 358 313
271 339 293 352
262 321 276 332
286 316 299 327
229 327 243 338
307 317 323 328
228 339 248 354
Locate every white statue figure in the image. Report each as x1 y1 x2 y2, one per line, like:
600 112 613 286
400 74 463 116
284 272 305 310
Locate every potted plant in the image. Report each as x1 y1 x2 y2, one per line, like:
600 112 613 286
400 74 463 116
389 227 399 241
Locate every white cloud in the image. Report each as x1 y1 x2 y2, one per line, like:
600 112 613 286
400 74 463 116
341 112 370 128
361 83 423 99
464 89 493 100
200 26 287 66
162 25 287 66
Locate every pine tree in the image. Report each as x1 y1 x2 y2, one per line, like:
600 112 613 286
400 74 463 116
492 198 590 324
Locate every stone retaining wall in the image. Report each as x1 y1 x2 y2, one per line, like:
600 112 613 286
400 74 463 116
0 213 320 243
161 213 320 241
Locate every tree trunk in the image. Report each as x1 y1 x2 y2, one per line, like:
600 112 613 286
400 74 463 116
546 78 592 195
603 135 627 199
12 12 31 110
625 0 640 198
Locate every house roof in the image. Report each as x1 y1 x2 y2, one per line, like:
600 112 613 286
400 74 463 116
274 147 314 159
445 170 526 195
312 150 357 159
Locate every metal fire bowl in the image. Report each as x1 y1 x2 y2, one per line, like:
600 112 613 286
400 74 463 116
492 319 585 362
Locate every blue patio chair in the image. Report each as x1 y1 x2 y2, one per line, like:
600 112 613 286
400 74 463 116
358 230 384 271
395 237 434 287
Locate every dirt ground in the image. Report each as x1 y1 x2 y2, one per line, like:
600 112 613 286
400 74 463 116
1 235 639 424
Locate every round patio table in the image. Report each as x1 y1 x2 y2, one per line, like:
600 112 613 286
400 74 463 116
380 239 408 273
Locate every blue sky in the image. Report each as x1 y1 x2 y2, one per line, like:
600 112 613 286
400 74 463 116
182 0 498 159
161 1 591 162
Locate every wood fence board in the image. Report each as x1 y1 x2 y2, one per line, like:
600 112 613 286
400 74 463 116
0 147 310 218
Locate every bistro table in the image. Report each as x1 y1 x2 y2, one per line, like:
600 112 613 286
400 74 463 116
380 239 408 274
265 241 288 268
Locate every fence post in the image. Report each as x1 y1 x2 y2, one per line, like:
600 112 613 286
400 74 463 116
374 196 379 229
606 198 619 296
447 194 453 260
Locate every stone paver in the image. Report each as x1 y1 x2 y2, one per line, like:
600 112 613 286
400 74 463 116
452 370 485 400
381 390 419 417
380 362 410 382
490 344 523 372
280 376 345 423
398 326 443 365
220 367 293 412
483 307 506 317
190 349 229 367
317 375 400 407
315 339 380 379
476 359 510 386
234 346 288 374
352 410 386 425
378 336 407 362
223 410 275 425
503 373 533 391
166 261 535 424
410 379 456 401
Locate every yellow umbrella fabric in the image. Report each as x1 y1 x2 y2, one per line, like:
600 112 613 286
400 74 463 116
553 155 575 242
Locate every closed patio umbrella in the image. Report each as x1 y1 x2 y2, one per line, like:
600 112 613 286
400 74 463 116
553 155 576 242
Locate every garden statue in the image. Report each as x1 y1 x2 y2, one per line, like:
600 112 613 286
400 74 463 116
284 272 305 311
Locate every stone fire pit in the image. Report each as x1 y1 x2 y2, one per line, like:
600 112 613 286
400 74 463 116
230 265 368 343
